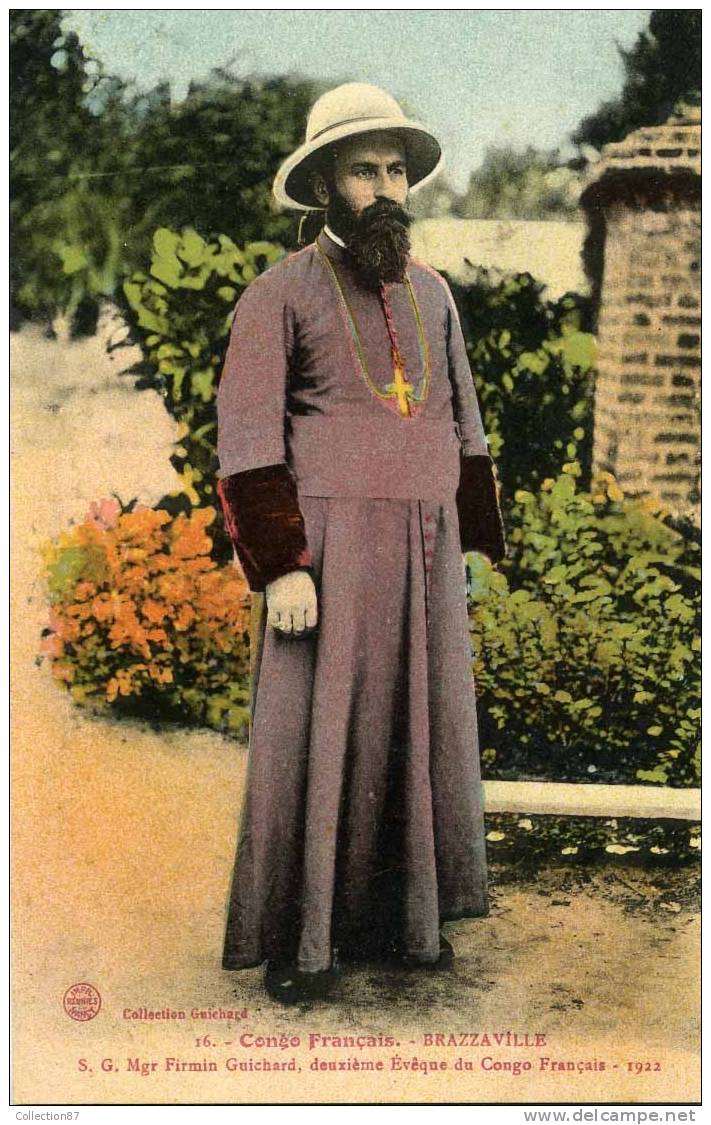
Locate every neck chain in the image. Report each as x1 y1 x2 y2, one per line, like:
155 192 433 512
315 240 431 417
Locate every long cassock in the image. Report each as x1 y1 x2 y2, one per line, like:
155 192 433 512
216 227 506 973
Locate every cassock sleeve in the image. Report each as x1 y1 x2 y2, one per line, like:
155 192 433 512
216 269 313 592
444 284 508 564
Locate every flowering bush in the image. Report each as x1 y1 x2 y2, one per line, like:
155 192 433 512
468 467 700 787
40 499 251 735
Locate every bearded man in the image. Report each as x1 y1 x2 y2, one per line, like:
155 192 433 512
216 83 506 1004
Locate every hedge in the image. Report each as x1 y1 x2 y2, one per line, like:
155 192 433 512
468 468 700 787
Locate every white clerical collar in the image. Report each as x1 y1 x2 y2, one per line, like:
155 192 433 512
323 224 346 249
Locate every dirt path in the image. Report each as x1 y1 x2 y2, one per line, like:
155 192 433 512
11 325 700 1104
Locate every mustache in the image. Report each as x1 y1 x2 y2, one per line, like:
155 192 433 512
325 192 412 239
357 197 412 231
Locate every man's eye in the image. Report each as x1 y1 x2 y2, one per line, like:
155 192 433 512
391 167 406 177
356 168 374 178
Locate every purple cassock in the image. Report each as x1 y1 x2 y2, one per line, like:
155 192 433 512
216 228 506 973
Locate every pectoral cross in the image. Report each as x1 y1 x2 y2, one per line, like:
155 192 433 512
385 348 414 417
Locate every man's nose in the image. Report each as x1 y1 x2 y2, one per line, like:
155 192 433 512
374 170 398 199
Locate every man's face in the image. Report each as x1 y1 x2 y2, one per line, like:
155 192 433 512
315 132 412 286
330 132 409 214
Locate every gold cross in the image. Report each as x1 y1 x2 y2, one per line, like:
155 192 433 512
385 352 414 417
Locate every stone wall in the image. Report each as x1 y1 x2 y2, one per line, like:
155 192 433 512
581 107 701 522
410 217 588 300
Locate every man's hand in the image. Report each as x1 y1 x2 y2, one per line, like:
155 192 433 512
265 570 318 637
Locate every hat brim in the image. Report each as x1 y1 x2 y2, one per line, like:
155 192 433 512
273 119 443 211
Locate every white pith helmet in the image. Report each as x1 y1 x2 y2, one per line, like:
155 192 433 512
273 82 443 212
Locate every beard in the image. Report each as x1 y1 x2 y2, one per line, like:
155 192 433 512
326 192 412 287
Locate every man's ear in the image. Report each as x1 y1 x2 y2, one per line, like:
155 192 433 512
312 174 329 207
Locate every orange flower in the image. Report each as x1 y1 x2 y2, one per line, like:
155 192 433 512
40 634 64 658
121 548 150 564
48 606 64 633
146 627 168 645
59 618 81 643
72 523 104 548
142 600 167 624
66 603 93 621
52 662 75 682
74 581 97 600
109 603 149 654
147 663 174 684
109 668 136 696
170 509 214 559
174 604 196 631
157 573 192 603
120 564 150 594
92 593 116 622
180 556 214 576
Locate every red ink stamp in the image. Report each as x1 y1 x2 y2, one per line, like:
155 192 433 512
63 982 102 1021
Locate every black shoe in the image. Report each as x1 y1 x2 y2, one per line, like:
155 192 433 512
263 960 334 1005
401 934 455 971
334 934 401 966
434 934 455 969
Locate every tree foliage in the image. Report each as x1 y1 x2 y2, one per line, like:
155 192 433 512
127 73 320 249
406 175 459 220
447 270 596 501
10 10 134 325
573 10 702 151
121 227 284 533
454 146 582 221
10 11 319 329
469 470 700 788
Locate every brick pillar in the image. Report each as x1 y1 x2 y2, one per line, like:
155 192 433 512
581 107 700 522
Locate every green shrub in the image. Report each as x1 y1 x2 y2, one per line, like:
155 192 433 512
447 270 596 500
11 13 319 331
468 468 700 787
39 499 252 736
122 227 284 524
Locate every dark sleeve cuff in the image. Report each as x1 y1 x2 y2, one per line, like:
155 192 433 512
456 453 508 563
216 463 313 592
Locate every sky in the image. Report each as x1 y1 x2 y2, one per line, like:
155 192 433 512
63 9 652 192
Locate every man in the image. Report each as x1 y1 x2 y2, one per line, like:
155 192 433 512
216 83 506 1004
